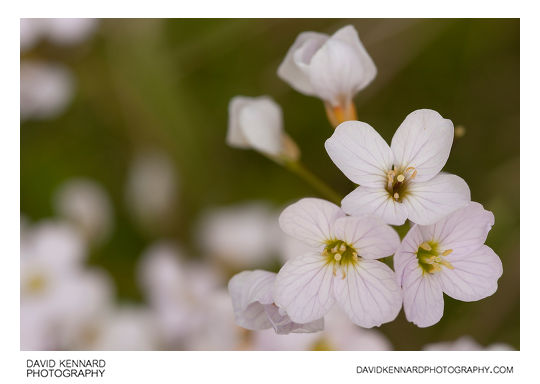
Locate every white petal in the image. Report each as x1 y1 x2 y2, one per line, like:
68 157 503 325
438 245 502 302
274 252 336 324
401 262 444 327
227 270 275 330
307 28 376 105
279 198 344 246
390 109 454 182
277 31 328 96
227 96 284 156
325 120 393 187
341 186 408 226
403 173 471 225
421 201 495 257
393 224 424 286
333 260 402 328
264 304 324 334
332 216 400 259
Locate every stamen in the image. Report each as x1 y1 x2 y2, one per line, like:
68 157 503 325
411 169 417 179
339 244 346 252
331 246 338 253
352 251 358 258
419 242 432 251
334 253 342 261
442 249 453 256
322 249 329 256
439 259 454 270
332 264 337 276
393 192 400 200
341 269 346 279
396 174 405 182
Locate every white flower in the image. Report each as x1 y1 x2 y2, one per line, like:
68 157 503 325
325 109 471 225
20 18 98 52
423 336 513 351
54 178 114 245
228 270 323 334
197 202 281 269
227 96 299 161
125 150 179 232
394 202 503 328
277 25 376 126
20 61 74 121
274 198 402 328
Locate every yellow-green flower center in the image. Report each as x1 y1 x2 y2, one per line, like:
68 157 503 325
416 241 454 274
323 239 359 279
386 166 417 202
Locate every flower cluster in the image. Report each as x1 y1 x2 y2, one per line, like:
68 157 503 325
227 24 503 336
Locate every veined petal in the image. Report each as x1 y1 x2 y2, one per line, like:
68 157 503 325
277 31 328 96
390 109 454 182
401 262 444 327
274 252 336 324
227 270 275 330
264 304 324 334
422 202 495 257
333 260 402 328
341 186 408 226
438 245 503 302
403 173 471 225
279 198 345 246
325 121 393 187
332 216 400 259
393 224 424 286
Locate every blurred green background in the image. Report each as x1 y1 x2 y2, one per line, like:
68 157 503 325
21 19 519 350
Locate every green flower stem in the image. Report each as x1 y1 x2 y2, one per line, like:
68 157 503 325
284 160 342 205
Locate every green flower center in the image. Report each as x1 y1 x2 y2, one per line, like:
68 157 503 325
323 239 359 279
416 241 454 274
385 166 417 203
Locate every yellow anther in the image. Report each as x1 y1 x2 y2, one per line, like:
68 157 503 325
339 244 346 252
322 248 329 255
334 253 342 261
393 192 400 200
442 249 453 256
332 264 337 276
396 174 405 182
352 251 358 258
331 246 338 253
439 259 454 270
419 242 432 251
341 269 346 279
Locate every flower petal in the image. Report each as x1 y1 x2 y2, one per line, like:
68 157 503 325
325 121 393 187
438 245 503 302
264 304 324 334
333 260 402 328
274 252 336 324
403 173 471 225
307 26 376 105
401 262 444 327
279 198 344 246
422 202 495 256
277 31 328 96
390 109 454 182
227 270 275 330
332 216 400 259
341 186 408 226
393 224 424 286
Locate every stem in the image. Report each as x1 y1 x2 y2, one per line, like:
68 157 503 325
284 160 342 205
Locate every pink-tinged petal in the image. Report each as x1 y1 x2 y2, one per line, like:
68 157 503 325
421 202 495 256
333 260 402 328
264 305 324 334
341 186 408 226
403 173 471 225
393 225 424 286
402 262 444 327
332 216 400 259
325 121 393 187
279 198 344 246
274 252 336 324
438 245 503 302
390 109 454 182
277 31 328 96
227 270 275 330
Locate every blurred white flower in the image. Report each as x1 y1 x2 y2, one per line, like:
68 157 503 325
20 61 74 121
228 270 323 334
138 242 241 349
227 96 299 161
196 202 281 269
54 178 114 245
423 336 513 351
20 18 98 52
84 306 160 351
20 220 113 350
250 329 320 351
277 25 376 126
125 150 179 232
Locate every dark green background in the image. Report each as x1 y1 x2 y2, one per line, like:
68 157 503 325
21 19 519 350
